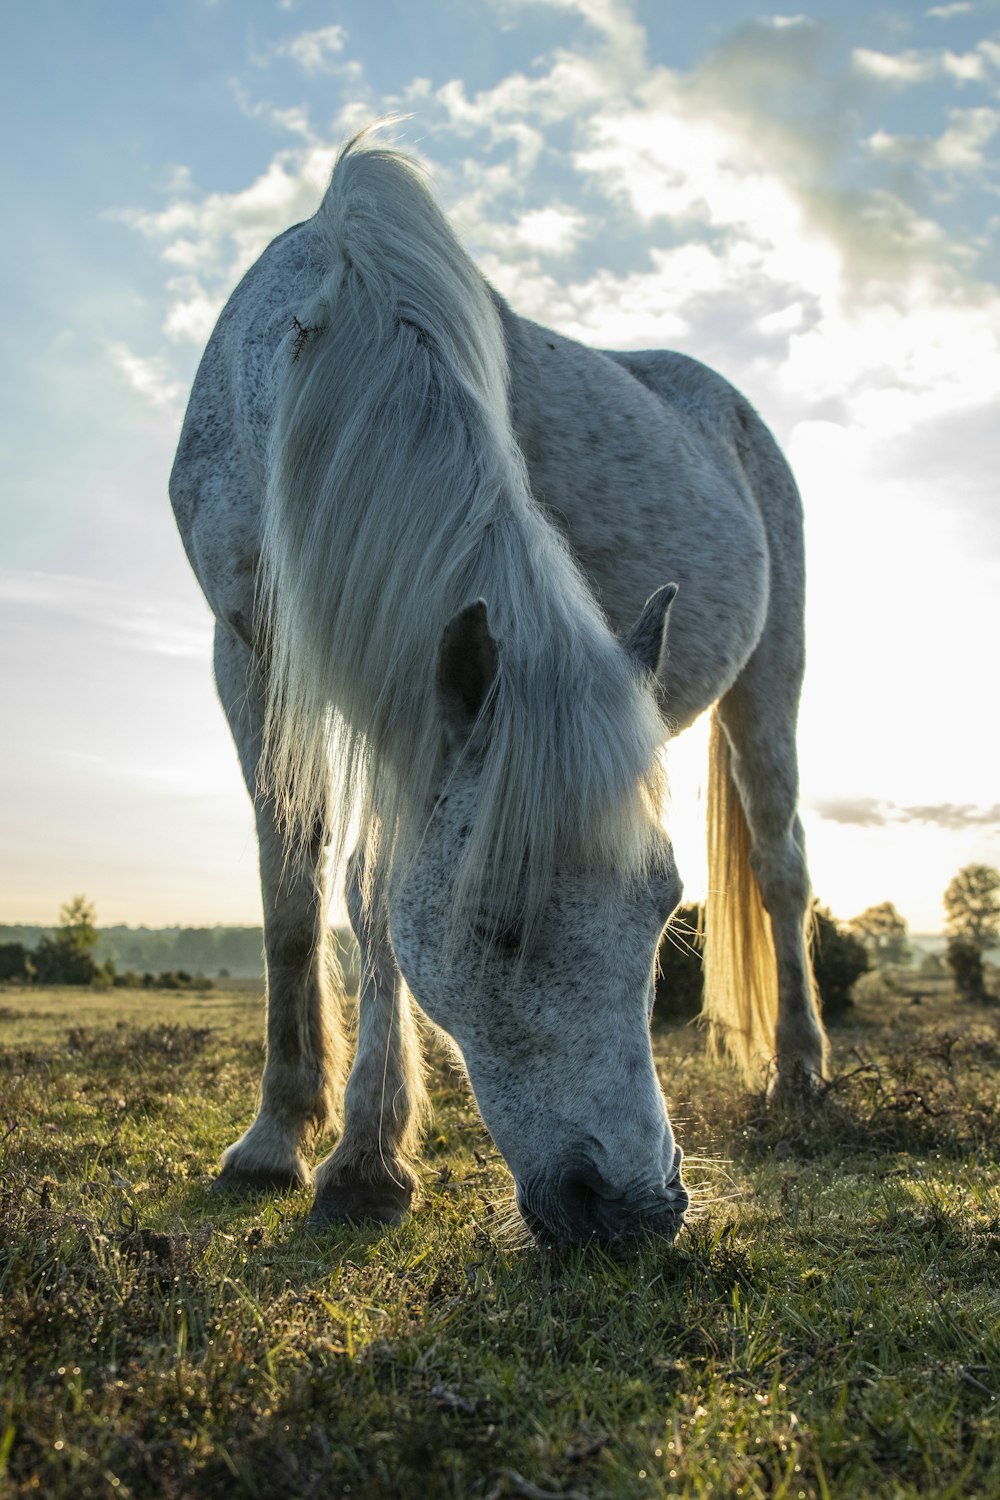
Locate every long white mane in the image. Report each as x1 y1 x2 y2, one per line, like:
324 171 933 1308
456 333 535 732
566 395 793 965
260 130 667 939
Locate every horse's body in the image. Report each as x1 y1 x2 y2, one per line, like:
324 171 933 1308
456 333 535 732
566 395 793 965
170 134 827 1243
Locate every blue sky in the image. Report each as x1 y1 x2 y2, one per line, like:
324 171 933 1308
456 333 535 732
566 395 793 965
2 0 998 931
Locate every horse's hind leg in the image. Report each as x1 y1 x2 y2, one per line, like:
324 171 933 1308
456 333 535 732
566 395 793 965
310 850 429 1227
213 623 344 1192
716 665 828 1095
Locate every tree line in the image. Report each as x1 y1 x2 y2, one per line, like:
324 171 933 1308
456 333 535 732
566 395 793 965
0 915 267 979
0 900 265 987
0 901 359 990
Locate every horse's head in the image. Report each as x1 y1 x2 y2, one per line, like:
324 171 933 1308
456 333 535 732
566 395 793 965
389 592 689 1246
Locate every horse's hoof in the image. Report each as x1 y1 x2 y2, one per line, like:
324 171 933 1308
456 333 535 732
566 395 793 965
210 1165 307 1197
767 1067 825 1107
308 1180 413 1229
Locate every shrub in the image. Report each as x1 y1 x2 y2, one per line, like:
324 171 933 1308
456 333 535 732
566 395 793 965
32 936 113 987
946 935 985 1001
148 970 214 991
654 904 704 1022
812 905 870 1021
0 942 31 982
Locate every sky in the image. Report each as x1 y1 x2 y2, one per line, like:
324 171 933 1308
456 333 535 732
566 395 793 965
1 0 998 934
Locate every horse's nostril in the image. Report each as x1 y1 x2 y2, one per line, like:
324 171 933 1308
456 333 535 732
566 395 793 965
555 1164 628 1240
559 1166 605 1224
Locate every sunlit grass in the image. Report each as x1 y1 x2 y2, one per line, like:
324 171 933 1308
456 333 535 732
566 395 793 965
1 984 998 1498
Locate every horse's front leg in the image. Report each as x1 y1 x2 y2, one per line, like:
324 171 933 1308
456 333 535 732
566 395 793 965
310 851 429 1227
213 623 345 1192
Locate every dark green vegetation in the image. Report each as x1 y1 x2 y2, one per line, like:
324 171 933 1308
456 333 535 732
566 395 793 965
1 984 998 1499
944 865 1000 1002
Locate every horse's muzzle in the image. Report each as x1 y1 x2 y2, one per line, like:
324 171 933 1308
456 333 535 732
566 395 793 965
517 1152 689 1247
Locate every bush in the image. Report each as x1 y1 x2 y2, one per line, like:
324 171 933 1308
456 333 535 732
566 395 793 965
946 935 985 1001
812 905 870 1021
147 970 214 992
0 942 31 982
32 935 114 987
654 904 704 1022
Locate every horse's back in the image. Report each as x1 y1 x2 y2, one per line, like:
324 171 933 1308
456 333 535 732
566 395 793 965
500 316 787 725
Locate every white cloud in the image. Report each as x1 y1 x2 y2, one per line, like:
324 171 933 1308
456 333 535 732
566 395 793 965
162 282 224 345
109 343 185 415
867 106 1000 174
162 164 194 195
275 24 348 75
942 49 987 82
477 247 692 345
852 47 939 84
432 0 648 162
233 85 317 141
927 2 973 17
853 43 991 87
811 796 1000 832
503 0 646 66
510 205 588 254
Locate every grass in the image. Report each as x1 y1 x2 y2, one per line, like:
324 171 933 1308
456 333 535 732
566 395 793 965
0 982 998 1499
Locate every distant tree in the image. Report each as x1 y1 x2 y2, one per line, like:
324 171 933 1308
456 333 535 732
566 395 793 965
32 896 112 986
944 865 1000 952
0 942 31 982
811 904 870 1020
848 902 910 968
946 935 986 1001
654 904 704 1022
58 896 98 953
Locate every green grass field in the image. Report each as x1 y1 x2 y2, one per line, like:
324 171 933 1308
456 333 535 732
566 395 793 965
1 982 998 1499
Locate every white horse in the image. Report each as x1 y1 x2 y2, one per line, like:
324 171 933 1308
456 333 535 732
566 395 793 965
169 131 827 1245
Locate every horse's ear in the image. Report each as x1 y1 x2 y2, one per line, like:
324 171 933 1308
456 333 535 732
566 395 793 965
622 583 677 679
437 599 499 745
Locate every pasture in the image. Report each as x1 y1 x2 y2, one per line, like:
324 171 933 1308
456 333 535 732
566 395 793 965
1 982 998 1499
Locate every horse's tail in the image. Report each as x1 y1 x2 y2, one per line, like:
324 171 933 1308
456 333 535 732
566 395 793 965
701 711 778 1082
